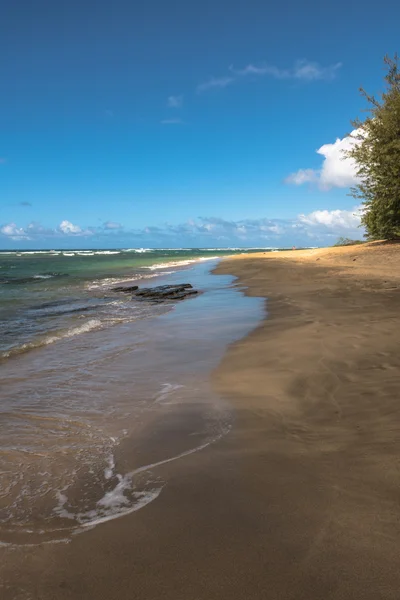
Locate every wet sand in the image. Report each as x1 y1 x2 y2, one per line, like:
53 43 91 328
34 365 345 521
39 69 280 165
3 242 400 599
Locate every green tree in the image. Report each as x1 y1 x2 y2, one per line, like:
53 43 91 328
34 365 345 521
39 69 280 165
347 54 400 240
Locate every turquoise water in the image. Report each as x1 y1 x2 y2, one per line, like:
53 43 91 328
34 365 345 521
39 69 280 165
0 247 272 359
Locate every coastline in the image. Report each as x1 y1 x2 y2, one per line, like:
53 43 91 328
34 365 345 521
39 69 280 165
3 244 400 598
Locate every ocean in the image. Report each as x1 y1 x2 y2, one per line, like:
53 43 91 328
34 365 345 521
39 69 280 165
0 247 274 360
0 248 265 546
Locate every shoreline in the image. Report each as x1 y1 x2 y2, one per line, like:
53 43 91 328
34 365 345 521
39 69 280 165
2 244 400 598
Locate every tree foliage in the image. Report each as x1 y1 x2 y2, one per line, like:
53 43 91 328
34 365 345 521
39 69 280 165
347 54 400 240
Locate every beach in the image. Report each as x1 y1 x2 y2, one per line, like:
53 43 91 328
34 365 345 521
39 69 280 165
2 242 400 599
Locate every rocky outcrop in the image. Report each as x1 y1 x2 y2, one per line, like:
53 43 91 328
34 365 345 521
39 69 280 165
111 285 139 293
112 283 198 303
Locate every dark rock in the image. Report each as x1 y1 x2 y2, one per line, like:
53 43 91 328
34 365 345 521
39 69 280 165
172 290 198 300
111 285 139 293
130 283 198 303
135 284 192 295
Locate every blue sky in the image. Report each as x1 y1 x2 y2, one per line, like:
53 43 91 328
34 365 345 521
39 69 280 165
1 0 399 249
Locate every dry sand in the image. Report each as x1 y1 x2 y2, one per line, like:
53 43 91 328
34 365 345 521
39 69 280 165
3 241 400 599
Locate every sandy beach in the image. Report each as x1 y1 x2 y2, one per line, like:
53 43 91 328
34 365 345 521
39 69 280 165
3 242 400 599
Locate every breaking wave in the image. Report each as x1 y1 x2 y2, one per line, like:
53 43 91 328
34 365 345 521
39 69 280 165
145 256 219 271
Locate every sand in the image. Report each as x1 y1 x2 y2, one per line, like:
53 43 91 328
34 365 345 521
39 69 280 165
2 241 400 599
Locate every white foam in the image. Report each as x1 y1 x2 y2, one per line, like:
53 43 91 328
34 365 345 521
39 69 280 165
74 435 218 529
146 256 219 271
78 488 163 529
123 248 153 253
104 454 115 480
54 492 75 520
97 474 130 508
2 250 52 255
0 537 72 548
86 271 176 291
45 319 102 344
154 383 184 404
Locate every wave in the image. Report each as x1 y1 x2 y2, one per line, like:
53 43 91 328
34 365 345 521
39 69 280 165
153 383 184 404
0 250 60 255
28 302 106 318
123 248 154 253
0 273 67 285
145 256 219 271
85 271 176 291
1 319 102 361
62 250 121 256
0 250 121 256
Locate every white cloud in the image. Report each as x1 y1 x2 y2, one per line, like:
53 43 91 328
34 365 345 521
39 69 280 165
293 60 342 81
167 95 183 108
299 206 363 230
286 130 360 190
0 222 30 240
104 221 122 230
59 220 82 234
231 60 342 82
231 64 279 77
285 169 319 185
317 132 360 189
197 76 235 93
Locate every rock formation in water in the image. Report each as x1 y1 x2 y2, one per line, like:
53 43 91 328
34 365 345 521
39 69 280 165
112 283 198 303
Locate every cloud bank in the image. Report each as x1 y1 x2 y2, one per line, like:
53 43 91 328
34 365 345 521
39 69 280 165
0 206 363 248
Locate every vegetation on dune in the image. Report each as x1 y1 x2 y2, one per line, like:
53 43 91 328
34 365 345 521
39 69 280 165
334 237 364 247
347 54 400 240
